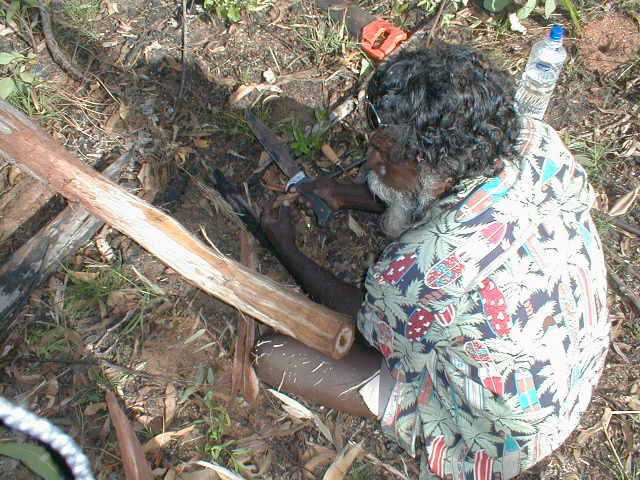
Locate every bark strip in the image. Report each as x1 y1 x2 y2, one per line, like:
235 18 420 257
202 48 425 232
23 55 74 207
0 99 354 359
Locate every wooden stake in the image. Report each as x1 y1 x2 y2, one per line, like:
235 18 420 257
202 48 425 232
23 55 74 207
0 99 354 359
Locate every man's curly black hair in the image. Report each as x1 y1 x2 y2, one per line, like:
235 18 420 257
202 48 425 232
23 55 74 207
366 42 520 182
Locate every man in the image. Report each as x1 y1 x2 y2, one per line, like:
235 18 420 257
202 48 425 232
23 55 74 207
255 42 610 480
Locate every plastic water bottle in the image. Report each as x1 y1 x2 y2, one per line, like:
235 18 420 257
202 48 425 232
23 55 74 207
514 25 567 120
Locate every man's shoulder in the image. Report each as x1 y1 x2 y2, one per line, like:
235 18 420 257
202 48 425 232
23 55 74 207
515 116 565 157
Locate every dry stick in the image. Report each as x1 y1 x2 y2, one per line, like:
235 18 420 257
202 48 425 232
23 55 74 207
176 0 188 109
22 356 190 385
0 99 354 359
230 230 258 404
425 0 449 48
38 3 86 83
607 268 640 316
609 217 640 237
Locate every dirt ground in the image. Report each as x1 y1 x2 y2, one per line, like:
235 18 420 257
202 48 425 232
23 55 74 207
1 0 640 479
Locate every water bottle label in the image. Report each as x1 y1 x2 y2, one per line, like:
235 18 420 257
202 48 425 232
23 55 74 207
535 62 551 72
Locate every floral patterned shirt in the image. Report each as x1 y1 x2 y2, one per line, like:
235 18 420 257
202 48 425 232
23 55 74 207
357 117 610 480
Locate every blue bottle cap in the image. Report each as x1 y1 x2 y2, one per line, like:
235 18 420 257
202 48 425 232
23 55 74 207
550 25 564 41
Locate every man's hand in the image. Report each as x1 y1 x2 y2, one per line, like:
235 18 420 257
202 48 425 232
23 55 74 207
262 202 297 251
292 177 345 211
293 177 385 214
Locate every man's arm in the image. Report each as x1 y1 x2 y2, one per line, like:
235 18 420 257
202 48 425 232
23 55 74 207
293 178 385 213
262 204 364 318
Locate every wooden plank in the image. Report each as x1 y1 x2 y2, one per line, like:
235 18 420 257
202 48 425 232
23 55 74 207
0 150 132 329
0 99 354 359
0 175 55 244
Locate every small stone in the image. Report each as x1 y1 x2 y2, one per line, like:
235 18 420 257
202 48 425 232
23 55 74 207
263 69 277 84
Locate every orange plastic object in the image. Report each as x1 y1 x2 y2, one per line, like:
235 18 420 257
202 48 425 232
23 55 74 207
362 18 408 61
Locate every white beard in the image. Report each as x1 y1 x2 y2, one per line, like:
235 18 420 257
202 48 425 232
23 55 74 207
367 169 445 239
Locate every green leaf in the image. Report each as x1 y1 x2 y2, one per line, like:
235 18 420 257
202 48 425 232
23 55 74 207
227 5 241 22
575 154 594 167
178 385 199 404
18 72 38 84
517 0 537 19
0 77 16 99
560 0 580 30
5 0 20 24
0 442 65 480
0 51 23 65
544 0 556 18
483 0 511 12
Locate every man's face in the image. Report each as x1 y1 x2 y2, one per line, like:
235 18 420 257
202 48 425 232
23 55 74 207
365 127 449 238
365 127 421 238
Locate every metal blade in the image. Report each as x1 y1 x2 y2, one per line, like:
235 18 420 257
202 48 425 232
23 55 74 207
314 0 376 39
245 110 302 179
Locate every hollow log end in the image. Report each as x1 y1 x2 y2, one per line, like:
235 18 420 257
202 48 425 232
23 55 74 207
331 324 355 360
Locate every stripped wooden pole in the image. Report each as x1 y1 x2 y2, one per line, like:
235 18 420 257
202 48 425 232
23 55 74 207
0 99 354 359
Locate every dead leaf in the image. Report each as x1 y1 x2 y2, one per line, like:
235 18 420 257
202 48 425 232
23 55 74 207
225 83 282 108
105 103 127 133
164 383 178 427
593 191 609 212
67 270 100 283
105 0 119 14
608 186 640 217
107 289 141 313
576 407 612 445
119 102 129 120
163 468 177 480
364 453 410 480
84 402 107 416
347 214 366 237
174 470 217 480
620 236 632 257
38 327 84 359
322 441 364 480
621 394 640 410
143 425 195 453
7 165 22 185
192 460 250 480
508 12 527 34
174 147 195 165
268 389 333 443
96 237 117 263
193 138 210 148
226 85 257 107
304 450 336 479
106 390 154 480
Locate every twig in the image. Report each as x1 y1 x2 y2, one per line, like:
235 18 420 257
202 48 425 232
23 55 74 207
20 356 191 385
604 244 640 284
609 217 640 236
608 268 640 315
425 0 449 48
176 0 188 109
38 2 86 83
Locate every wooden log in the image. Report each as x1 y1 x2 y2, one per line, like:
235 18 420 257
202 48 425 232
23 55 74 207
0 99 355 359
0 174 55 244
0 150 133 329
